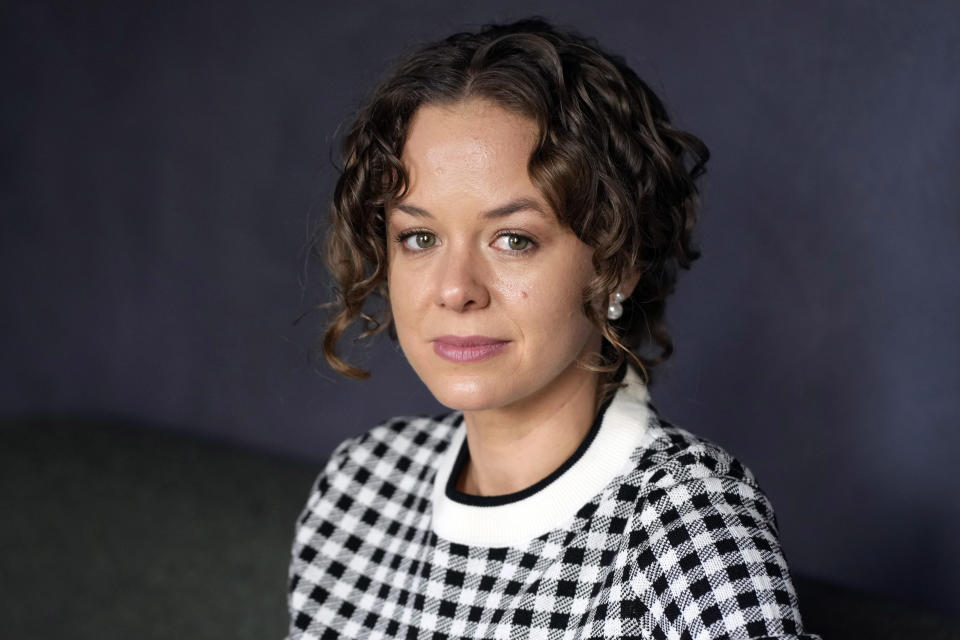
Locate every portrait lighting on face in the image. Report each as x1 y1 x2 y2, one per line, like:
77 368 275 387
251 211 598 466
385 99 605 416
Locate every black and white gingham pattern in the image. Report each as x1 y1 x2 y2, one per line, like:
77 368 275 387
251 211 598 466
286 409 819 639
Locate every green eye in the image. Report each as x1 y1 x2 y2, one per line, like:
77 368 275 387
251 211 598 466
402 232 436 250
505 234 530 251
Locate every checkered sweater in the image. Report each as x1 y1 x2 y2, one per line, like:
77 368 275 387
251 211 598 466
287 370 820 639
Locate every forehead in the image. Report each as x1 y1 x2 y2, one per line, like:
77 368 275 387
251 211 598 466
400 99 540 193
405 98 538 152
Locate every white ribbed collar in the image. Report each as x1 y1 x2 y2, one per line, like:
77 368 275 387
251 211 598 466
430 367 656 547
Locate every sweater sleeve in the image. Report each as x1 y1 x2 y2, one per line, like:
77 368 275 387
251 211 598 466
627 475 821 639
285 437 356 640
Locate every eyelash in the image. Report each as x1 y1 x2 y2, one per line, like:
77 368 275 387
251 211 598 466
393 228 436 251
393 229 538 254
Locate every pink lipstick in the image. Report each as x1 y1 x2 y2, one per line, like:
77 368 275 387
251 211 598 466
432 335 509 362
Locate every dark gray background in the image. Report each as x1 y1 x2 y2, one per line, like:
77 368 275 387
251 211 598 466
2 0 958 619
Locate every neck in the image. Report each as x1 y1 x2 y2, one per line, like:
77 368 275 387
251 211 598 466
457 363 600 497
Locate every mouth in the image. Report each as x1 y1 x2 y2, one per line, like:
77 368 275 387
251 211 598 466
431 335 510 363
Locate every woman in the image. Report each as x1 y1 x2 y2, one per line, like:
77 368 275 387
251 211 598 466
288 18 820 639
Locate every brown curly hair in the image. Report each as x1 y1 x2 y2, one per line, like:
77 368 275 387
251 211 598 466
317 17 709 388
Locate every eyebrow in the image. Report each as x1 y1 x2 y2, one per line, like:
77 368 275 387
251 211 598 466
391 198 549 220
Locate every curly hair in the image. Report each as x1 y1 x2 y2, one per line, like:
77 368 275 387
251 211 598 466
318 17 709 388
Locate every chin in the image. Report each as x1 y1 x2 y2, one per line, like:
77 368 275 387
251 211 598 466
421 373 514 412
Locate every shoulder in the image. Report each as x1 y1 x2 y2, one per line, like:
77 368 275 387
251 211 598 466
338 411 460 469
630 414 762 493
605 367 761 496
299 411 462 513
620 414 780 538
613 416 816 638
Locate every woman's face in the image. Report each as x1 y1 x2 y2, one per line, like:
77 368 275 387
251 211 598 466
386 99 601 413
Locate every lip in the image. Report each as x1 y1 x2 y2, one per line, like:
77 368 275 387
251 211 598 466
432 335 510 363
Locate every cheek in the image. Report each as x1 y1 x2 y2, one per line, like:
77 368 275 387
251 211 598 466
513 273 591 337
537 257 596 338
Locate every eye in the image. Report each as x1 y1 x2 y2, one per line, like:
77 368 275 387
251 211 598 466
493 233 534 252
400 231 438 250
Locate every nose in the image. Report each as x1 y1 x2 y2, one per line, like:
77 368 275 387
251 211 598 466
435 243 490 312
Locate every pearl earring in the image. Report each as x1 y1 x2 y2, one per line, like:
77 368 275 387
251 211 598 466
607 292 625 320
